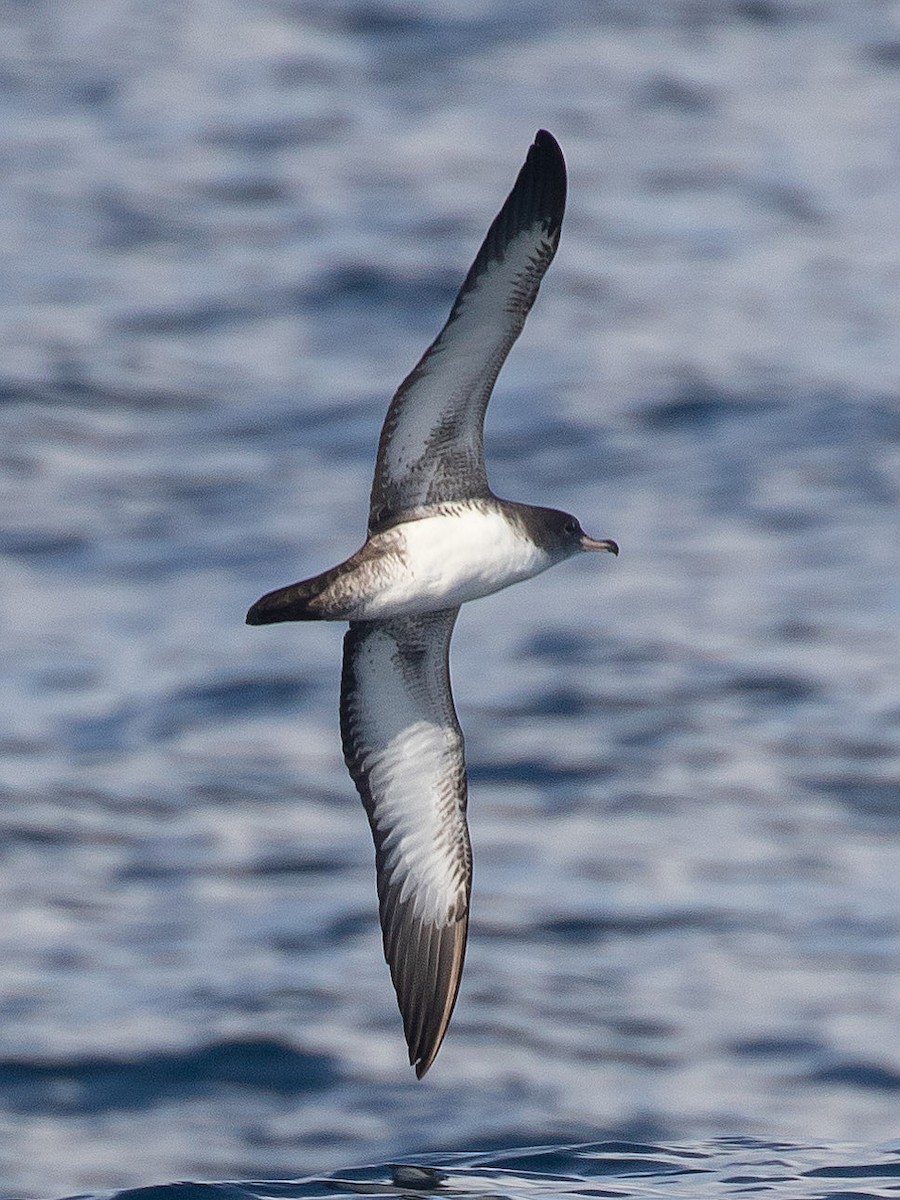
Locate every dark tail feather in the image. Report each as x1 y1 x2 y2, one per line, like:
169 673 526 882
246 577 328 624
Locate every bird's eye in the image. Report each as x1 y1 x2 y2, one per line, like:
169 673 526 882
564 520 579 535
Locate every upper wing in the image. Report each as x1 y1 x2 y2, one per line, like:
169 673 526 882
340 608 471 1077
368 129 567 533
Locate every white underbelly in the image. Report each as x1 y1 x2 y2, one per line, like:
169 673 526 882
353 508 550 619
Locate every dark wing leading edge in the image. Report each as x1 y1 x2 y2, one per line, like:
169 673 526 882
340 609 471 1077
368 129 567 533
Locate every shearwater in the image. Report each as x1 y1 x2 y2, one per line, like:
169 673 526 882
247 130 618 1077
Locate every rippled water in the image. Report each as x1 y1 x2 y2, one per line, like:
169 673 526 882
101 1142 900 1200
2 0 900 1197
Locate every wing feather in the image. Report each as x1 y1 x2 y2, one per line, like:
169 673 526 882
368 130 567 532
340 608 471 1077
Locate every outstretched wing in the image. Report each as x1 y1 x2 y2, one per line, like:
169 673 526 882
368 129 567 533
340 609 471 1077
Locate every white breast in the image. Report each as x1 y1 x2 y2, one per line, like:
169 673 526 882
353 506 552 619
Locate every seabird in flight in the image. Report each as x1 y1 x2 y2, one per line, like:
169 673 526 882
247 130 618 1076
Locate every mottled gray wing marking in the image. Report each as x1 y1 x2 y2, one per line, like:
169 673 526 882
368 130 567 533
340 608 471 1077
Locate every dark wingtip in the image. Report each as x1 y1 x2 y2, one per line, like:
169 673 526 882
534 128 560 152
400 915 468 1081
530 136 565 255
412 1037 442 1079
530 129 565 184
475 128 565 276
462 128 567 283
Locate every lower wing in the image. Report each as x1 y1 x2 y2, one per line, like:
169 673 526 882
339 608 471 1077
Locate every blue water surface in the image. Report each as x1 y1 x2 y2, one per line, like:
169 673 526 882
2 0 900 1196
98 1141 900 1200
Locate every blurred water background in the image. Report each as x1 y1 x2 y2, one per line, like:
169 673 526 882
2 0 900 1196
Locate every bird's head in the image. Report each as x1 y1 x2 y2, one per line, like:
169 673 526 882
516 504 619 561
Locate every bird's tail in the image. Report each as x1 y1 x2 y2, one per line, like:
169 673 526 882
246 574 331 624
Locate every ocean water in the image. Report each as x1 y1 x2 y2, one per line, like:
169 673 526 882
2 0 900 1197
98 1141 900 1200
